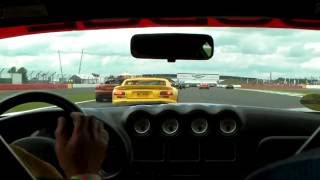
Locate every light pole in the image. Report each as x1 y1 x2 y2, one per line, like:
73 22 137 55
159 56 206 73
0 68 4 78
50 72 56 83
58 50 63 82
29 71 34 79
78 49 84 75
36 71 42 81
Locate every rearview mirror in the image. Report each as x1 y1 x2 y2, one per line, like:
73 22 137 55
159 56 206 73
131 33 214 62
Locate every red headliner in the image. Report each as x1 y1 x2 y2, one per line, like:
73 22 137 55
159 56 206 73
1 17 320 39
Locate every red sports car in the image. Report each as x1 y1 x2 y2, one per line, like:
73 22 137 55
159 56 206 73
199 83 210 89
95 83 119 102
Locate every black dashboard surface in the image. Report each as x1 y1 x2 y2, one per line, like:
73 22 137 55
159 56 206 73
86 103 320 179
1 103 320 179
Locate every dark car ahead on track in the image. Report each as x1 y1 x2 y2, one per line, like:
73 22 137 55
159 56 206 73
95 83 118 102
225 84 234 89
210 83 217 87
95 79 125 102
178 83 186 89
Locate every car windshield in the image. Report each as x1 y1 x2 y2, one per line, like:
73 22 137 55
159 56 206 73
125 80 166 86
0 27 319 113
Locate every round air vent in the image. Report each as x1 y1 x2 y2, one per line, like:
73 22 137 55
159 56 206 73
219 117 237 135
162 118 179 136
191 118 208 136
133 117 151 135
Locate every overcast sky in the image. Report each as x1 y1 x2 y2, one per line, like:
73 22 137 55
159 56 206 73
0 27 320 79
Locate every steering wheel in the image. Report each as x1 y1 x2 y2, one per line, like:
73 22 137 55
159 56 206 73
0 91 83 114
0 91 84 175
0 90 83 134
0 91 130 179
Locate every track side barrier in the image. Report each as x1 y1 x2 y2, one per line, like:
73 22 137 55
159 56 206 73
72 84 98 88
306 85 320 89
241 84 305 89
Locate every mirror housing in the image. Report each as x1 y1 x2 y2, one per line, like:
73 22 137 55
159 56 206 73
131 33 214 62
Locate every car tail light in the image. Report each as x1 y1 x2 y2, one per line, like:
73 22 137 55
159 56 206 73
114 91 125 98
160 91 173 98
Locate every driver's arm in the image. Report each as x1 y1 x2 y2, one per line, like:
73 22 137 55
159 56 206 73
55 112 109 179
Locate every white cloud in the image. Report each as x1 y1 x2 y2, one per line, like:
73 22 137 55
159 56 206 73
301 58 320 70
304 42 320 54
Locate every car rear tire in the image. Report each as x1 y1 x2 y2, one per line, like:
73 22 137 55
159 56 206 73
96 95 102 102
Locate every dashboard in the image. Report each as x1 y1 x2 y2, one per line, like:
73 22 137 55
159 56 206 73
86 103 320 179
1 103 320 179
125 106 240 163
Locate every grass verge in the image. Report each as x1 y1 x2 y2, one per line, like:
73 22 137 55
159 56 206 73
6 92 94 113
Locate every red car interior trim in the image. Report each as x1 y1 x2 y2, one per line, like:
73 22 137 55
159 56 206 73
1 17 320 39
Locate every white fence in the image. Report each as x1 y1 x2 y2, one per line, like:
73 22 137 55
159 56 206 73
73 84 98 88
217 84 241 88
306 85 320 89
72 83 243 88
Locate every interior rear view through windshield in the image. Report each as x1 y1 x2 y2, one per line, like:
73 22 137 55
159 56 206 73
0 27 319 113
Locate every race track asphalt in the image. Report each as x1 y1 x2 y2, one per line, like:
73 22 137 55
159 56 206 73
0 87 307 109
79 87 305 109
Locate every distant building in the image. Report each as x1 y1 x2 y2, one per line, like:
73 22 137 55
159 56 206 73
0 73 22 84
143 74 177 79
177 73 219 85
69 75 82 84
69 74 103 84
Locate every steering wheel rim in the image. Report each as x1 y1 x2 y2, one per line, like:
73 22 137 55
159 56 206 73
0 91 86 176
0 90 85 137
0 91 131 179
0 91 84 115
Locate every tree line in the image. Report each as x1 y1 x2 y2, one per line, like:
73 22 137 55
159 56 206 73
7 66 28 83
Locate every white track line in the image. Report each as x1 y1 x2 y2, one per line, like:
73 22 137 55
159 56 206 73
3 99 95 116
239 89 304 97
75 99 95 104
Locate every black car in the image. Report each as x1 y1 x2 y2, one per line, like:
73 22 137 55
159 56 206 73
225 84 234 89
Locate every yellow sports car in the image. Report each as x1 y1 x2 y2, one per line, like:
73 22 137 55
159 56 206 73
112 77 178 104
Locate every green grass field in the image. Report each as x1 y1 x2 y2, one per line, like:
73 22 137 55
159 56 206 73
4 91 94 113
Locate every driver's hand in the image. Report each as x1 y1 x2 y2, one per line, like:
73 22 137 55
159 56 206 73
55 112 109 177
